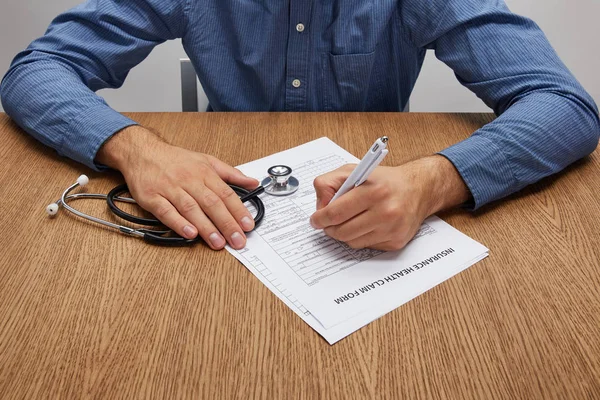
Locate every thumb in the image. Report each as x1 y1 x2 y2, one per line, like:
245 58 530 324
313 164 356 210
207 156 259 189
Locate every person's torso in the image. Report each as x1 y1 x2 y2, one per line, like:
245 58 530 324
182 0 425 111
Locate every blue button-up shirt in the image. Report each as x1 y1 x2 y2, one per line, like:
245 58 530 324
1 0 599 209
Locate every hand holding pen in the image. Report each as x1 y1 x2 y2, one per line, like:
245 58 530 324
310 137 471 251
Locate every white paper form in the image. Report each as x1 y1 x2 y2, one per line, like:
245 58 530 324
227 138 489 342
231 232 488 344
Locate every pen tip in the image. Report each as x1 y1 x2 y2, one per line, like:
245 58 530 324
381 136 388 143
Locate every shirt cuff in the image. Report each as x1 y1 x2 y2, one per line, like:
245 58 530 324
438 134 517 210
59 104 138 171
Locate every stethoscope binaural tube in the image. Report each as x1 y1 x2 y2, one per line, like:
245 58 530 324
48 175 156 240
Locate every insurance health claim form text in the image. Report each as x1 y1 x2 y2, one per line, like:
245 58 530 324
226 138 489 344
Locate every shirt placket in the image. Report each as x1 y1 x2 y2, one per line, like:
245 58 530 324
284 0 313 111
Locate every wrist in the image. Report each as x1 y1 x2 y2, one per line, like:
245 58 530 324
96 125 165 171
412 155 471 216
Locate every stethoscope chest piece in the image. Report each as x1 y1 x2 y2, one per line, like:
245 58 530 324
261 165 299 196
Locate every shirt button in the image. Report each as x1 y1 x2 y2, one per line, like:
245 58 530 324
296 23 305 32
292 79 301 88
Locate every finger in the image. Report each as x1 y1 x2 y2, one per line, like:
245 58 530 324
187 184 247 250
207 155 259 189
323 210 375 242
313 164 356 210
346 233 412 251
345 231 384 250
142 195 199 240
204 174 255 232
166 189 227 250
310 184 372 229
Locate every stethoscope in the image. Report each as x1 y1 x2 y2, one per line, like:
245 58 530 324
46 165 299 246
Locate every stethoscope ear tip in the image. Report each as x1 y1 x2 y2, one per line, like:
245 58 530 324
46 203 59 216
77 175 89 187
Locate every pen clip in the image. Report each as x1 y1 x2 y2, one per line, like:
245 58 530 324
355 149 388 186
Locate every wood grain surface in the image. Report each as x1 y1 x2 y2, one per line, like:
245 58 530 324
0 112 598 399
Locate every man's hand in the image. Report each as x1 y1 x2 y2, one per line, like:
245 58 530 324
310 156 470 251
97 126 258 250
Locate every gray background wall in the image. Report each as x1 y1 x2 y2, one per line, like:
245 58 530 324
1 0 598 113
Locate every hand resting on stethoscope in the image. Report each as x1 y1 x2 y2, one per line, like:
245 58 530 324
46 165 299 246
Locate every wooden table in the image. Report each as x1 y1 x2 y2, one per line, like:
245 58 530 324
0 112 599 399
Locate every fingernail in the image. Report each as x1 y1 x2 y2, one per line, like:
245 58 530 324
241 216 254 231
310 218 318 229
231 232 245 249
183 225 197 238
209 232 226 248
